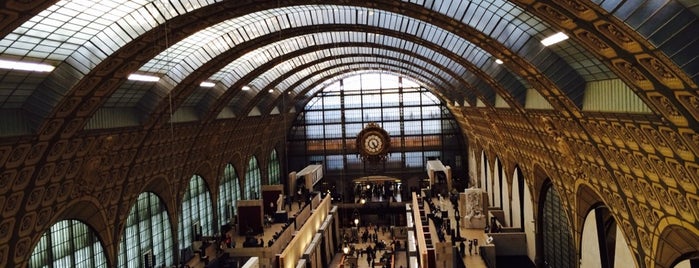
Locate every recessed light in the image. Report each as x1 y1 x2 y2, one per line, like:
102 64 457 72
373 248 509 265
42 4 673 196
128 73 160 82
200 81 215 87
0 59 54 72
541 32 569 46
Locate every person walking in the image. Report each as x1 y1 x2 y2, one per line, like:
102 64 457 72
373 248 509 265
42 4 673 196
468 239 473 256
459 240 466 256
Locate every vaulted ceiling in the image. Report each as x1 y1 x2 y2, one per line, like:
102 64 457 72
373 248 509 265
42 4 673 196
0 1 697 267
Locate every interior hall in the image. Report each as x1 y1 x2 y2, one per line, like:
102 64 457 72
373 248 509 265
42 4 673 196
0 1 698 268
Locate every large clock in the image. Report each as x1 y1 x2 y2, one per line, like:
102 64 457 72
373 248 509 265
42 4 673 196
356 123 390 162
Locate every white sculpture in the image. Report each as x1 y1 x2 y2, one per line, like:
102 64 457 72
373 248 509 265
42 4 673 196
465 190 483 222
276 194 284 212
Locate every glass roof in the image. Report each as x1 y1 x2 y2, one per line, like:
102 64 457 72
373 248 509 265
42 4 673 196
146 5 502 86
0 0 628 120
209 32 469 91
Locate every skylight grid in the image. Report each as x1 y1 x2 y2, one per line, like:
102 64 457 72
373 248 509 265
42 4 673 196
1 0 146 61
291 62 440 97
142 6 492 86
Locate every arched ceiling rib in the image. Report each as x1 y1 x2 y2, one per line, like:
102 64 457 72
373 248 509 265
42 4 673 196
124 24 529 127
225 58 456 120
1 0 598 133
0 0 696 135
223 50 473 117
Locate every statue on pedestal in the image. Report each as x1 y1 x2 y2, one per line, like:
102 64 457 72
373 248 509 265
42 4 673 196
276 194 284 212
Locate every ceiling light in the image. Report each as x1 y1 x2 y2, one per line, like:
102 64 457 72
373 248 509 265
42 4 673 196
541 32 569 46
495 59 504 64
287 91 292 95
0 59 54 72
242 85 251 91
200 81 215 88
268 89 274 93
128 73 160 82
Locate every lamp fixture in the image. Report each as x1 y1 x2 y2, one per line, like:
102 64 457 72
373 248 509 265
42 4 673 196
200 81 215 88
541 32 569 46
354 218 359 226
242 85 251 91
494 59 503 64
128 73 160 82
0 59 54 72
343 246 350 255
268 88 274 93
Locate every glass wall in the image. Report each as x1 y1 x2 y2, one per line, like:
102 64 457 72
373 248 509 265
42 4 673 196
245 157 261 199
118 192 174 267
178 175 213 250
268 150 281 185
29 220 107 268
541 182 575 268
218 164 241 226
288 72 466 179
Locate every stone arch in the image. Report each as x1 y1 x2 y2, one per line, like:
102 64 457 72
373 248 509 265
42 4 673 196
29 198 113 267
576 183 638 268
537 178 576 268
653 220 699 268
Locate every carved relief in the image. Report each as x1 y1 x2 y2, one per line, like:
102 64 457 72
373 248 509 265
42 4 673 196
651 156 673 187
675 92 699 123
637 153 659 182
534 3 575 29
0 171 15 196
626 151 644 178
595 22 642 53
3 192 23 216
627 199 645 228
678 128 699 158
653 184 675 216
636 54 684 89
640 204 659 227
687 194 699 224
559 0 596 21
0 218 12 244
627 124 655 153
669 189 695 222
25 188 44 211
659 127 694 161
612 122 638 150
18 212 35 237
622 220 638 247
13 237 31 262
638 179 660 209
35 207 52 233
611 60 652 90
683 162 699 192
641 125 673 157
647 92 689 127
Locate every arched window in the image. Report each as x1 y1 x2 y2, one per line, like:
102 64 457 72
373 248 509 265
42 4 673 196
245 157 261 199
29 220 107 268
218 164 241 226
118 192 174 267
287 72 465 175
540 181 575 268
178 175 213 250
268 149 281 185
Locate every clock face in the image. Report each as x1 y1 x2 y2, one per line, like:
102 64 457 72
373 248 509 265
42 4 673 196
356 123 390 161
363 133 384 155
